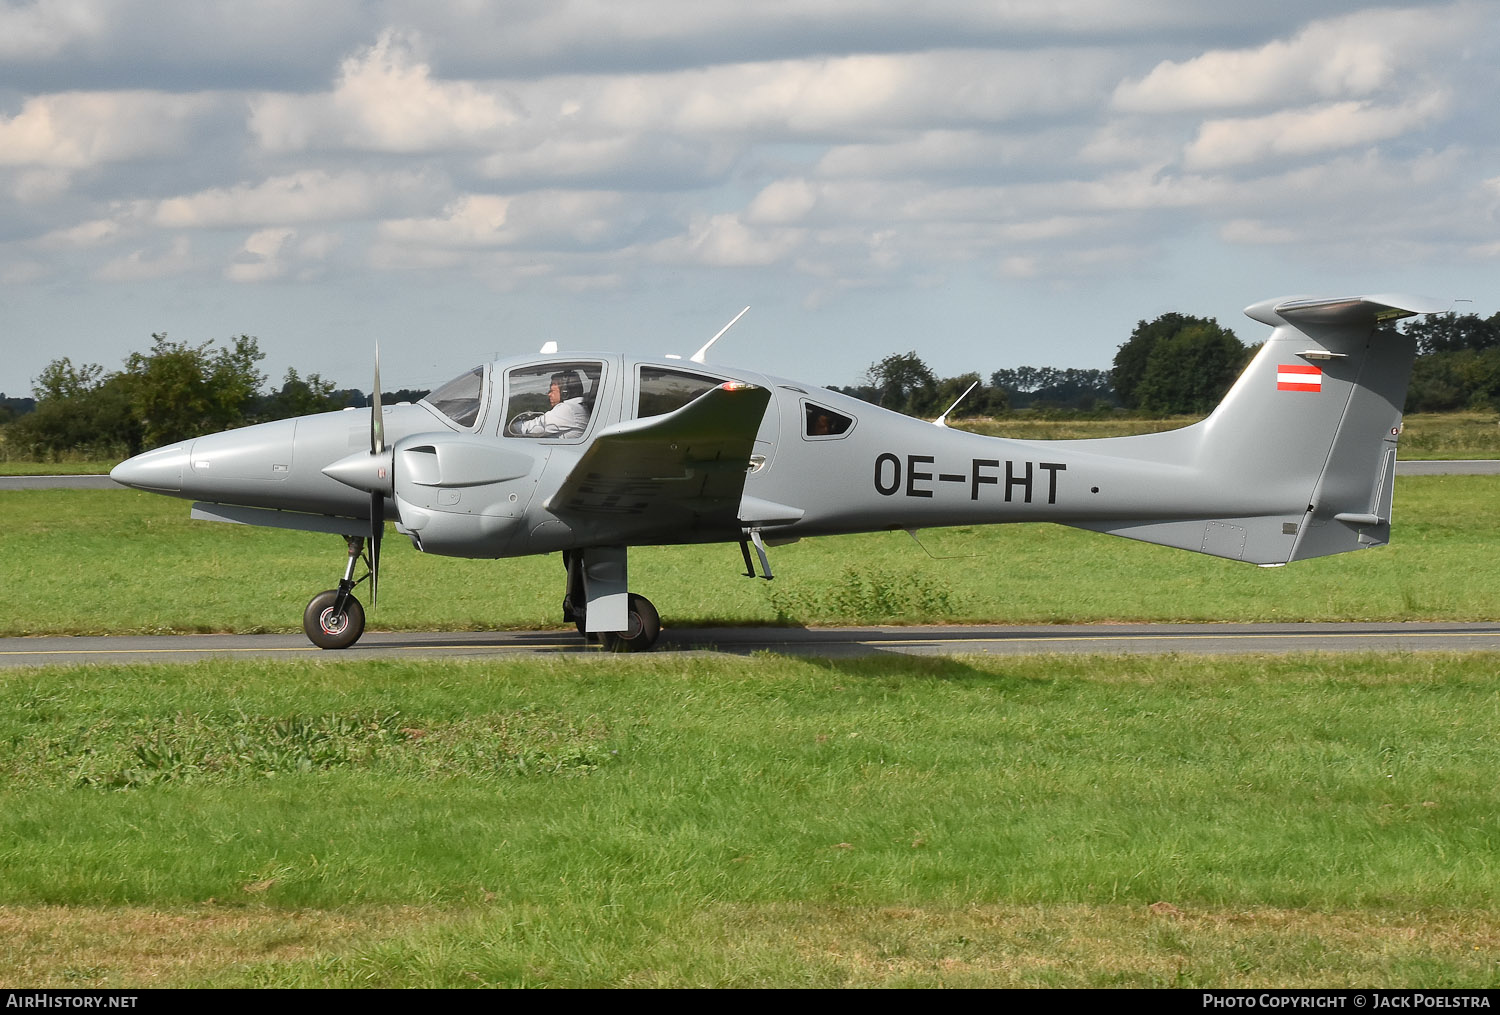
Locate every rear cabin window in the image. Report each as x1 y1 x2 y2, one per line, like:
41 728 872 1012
637 367 720 419
422 366 485 428
803 402 854 438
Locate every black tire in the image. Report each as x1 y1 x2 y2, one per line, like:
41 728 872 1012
303 589 366 649
601 593 661 653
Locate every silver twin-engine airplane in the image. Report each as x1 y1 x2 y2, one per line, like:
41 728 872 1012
111 292 1445 651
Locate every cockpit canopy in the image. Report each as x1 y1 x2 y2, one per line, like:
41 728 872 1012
422 366 485 428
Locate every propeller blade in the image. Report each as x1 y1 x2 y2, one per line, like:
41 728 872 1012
369 490 382 608
371 344 385 455
370 346 385 606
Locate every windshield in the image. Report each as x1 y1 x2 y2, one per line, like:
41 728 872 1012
422 366 485 428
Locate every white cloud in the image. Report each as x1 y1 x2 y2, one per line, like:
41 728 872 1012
1112 5 1472 112
645 213 805 267
476 133 741 189
151 170 442 228
251 36 1119 163
97 236 192 281
746 178 818 224
225 228 294 282
1184 94 1450 170
0 3 1496 397
0 91 217 169
380 194 512 248
814 129 1082 179
10 168 74 204
250 30 519 153
0 259 51 285
653 49 1119 134
379 190 634 252
0 0 104 61
296 231 342 261
1219 219 1301 245
38 218 122 249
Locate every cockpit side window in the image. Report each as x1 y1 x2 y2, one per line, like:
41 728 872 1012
422 366 485 428
637 367 720 419
803 401 855 439
503 361 603 440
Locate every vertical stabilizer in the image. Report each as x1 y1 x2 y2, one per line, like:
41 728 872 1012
1065 293 1445 564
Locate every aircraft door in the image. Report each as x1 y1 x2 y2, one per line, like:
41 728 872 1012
752 384 779 473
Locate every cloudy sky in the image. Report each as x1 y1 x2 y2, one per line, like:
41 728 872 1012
2 0 1496 399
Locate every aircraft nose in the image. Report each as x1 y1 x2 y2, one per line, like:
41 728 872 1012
110 441 191 492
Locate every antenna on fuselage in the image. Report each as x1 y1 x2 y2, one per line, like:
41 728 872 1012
933 380 978 428
691 306 749 364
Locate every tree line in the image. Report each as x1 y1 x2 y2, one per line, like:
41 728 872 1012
835 309 1500 420
832 311 1250 418
4 309 1499 461
0 334 413 461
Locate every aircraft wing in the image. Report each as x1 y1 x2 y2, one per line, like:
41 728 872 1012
544 381 772 533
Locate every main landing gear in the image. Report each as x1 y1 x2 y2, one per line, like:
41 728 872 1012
303 535 374 650
563 548 662 652
299 539 671 653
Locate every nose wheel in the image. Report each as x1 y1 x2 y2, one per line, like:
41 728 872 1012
303 535 373 649
303 588 365 649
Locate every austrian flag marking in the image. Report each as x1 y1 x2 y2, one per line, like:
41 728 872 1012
1277 363 1322 392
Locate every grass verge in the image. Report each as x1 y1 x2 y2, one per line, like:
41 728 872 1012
2 652 1499 986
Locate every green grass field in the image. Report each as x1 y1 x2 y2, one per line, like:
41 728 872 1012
3 475 1500 636
3 653 1499 987
5 481 1500 987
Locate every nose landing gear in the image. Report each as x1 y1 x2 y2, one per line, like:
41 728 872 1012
303 535 373 649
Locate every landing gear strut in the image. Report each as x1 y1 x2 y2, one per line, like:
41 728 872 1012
562 547 662 652
303 535 371 649
562 550 593 641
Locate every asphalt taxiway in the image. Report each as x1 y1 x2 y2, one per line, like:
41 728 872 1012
4 622 1500 666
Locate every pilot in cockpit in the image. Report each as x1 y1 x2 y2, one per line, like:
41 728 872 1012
511 371 590 439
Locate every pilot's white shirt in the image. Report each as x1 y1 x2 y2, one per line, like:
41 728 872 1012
518 397 589 438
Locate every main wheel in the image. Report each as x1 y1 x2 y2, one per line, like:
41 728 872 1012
601 593 661 653
303 589 366 649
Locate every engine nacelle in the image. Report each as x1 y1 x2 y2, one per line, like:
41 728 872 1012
391 434 546 557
